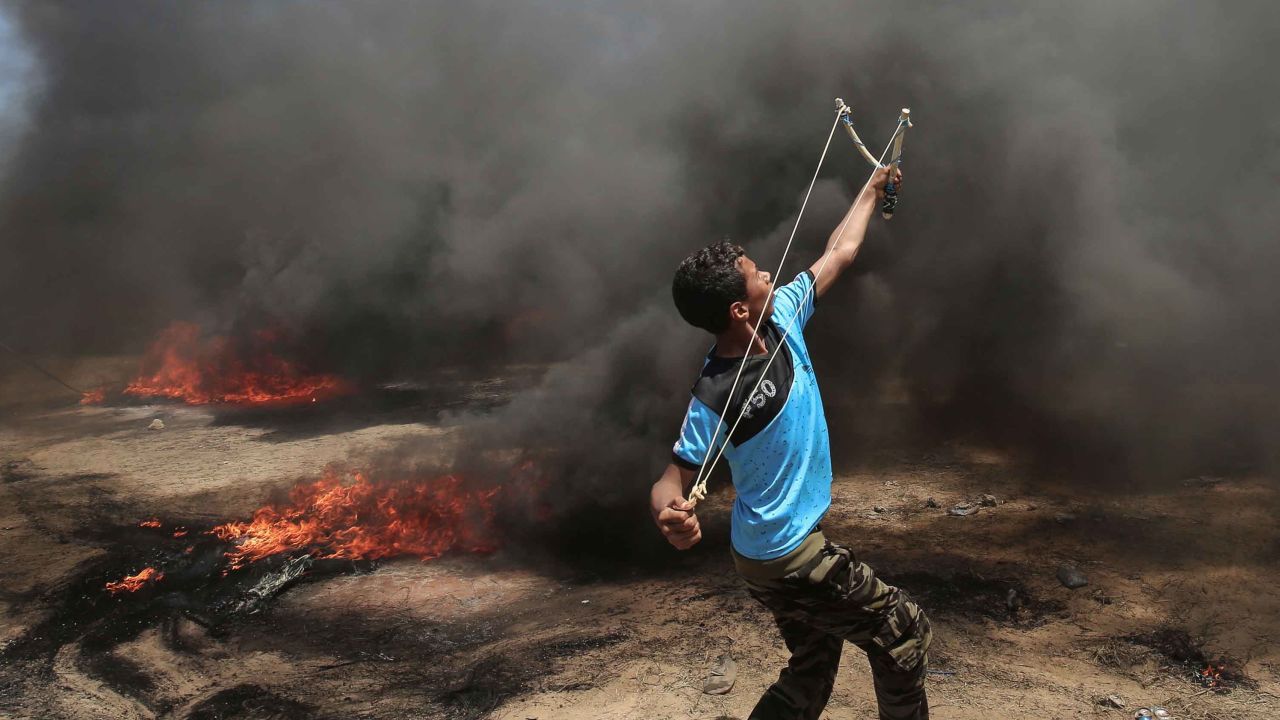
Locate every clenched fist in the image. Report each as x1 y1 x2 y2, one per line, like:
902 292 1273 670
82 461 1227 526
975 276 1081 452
654 498 702 550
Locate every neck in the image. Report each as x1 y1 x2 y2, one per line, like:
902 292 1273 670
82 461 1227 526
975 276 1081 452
714 320 768 358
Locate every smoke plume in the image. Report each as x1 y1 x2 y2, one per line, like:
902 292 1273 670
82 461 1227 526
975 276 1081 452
2 1 1278 507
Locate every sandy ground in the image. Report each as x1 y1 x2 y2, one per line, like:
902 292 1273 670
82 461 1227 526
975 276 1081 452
2 362 1279 719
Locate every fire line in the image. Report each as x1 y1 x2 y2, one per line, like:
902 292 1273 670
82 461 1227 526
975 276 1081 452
119 321 350 405
211 469 501 570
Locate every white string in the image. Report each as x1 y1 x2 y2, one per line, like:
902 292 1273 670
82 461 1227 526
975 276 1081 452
686 113 841 504
687 117 906 506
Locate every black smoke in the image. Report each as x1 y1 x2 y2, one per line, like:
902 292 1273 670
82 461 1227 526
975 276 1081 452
1 1 1278 498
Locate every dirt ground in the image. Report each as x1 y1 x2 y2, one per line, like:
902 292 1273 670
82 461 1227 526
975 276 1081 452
2 360 1279 719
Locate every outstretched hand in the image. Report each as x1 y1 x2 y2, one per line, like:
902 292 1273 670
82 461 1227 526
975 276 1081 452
655 498 702 550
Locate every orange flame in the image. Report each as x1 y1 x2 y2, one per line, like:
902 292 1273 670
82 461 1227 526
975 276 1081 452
138 519 162 528
80 388 106 405
211 469 499 570
123 322 349 405
105 567 164 595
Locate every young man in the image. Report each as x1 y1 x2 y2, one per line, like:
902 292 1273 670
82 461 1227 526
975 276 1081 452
651 165 931 720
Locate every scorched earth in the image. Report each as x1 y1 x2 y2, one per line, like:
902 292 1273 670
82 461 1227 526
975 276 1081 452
2 357 1278 719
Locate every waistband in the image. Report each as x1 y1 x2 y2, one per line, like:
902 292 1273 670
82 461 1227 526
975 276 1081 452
731 527 826 581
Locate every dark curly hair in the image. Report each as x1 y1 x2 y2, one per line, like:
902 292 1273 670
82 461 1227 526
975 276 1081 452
672 240 747 334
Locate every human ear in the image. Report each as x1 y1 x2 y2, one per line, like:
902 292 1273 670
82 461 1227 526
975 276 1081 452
729 301 749 321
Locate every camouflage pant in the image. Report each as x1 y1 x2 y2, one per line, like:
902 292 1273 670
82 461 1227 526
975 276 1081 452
741 540 932 720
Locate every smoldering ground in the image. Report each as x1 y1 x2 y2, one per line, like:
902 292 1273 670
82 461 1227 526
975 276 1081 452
1 1 1278 520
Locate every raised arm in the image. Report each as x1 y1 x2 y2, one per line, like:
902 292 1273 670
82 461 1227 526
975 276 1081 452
809 165 901 298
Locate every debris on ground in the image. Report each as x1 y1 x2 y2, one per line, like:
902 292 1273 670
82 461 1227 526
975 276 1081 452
1133 707 1172 719
1053 512 1077 524
1005 588 1020 613
948 502 979 516
1096 694 1125 709
978 494 1000 507
1183 475 1224 488
872 505 887 514
148 418 165 430
703 654 736 695
1123 627 1256 692
232 555 314 615
1056 563 1088 589
924 497 941 509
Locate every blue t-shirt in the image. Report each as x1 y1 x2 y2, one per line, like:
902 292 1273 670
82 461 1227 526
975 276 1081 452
672 270 832 560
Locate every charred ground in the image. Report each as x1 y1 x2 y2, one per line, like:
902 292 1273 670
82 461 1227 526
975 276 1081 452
2 367 1279 718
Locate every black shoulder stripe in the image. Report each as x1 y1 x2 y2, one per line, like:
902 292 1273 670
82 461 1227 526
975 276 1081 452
690 322 794 446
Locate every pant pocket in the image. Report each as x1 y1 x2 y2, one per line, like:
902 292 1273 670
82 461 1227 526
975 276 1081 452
873 595 930 672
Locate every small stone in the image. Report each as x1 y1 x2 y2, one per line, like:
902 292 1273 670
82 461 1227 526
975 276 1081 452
148 418 165 430
1053 512 1077 524
1103 694 1125 709
948 503 979 517
1056 563 1088 589
924 497 941 509
703 654 736 695
978 494 999 507
872 505 887 514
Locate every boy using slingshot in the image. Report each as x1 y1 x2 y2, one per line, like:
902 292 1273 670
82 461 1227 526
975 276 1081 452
651 164 931 720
